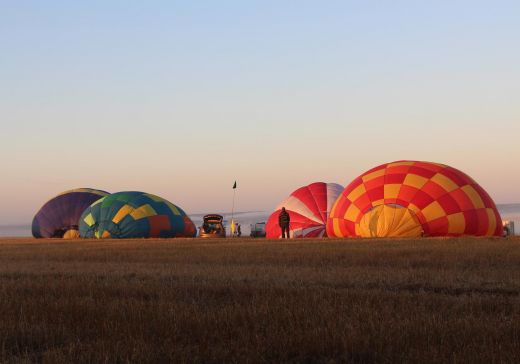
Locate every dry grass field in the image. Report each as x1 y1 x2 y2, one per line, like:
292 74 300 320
1 237 520 363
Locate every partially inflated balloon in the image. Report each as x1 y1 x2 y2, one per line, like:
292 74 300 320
79 191 196 238
266 182 343 238
32 188 109 238
327 161 502 237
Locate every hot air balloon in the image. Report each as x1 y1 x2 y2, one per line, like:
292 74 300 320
32 188 109 238
79 191 196 238
266 182 343 238
327 161 502 238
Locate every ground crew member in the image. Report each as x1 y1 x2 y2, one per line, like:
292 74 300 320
278 207 290 239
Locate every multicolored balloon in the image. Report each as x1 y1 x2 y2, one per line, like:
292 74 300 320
32 188 109 238
79 191 196 238
327 161 502 237
266 182 343 238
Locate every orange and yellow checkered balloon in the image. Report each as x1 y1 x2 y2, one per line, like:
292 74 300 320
326 161 502 237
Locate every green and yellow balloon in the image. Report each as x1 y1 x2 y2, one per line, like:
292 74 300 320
79 191 196 238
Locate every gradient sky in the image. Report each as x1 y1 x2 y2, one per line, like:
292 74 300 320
1 1 519 224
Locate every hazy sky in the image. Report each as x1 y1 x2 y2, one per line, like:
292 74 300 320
1 1 519 224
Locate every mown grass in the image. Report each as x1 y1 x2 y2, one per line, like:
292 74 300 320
1 237 520 363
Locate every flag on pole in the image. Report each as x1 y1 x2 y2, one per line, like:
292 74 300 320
231 181 237 236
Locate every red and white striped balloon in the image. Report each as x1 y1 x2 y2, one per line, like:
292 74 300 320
266 182 343 238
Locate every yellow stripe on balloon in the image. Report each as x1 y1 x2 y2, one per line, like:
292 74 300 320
485 208 497 236
422 201 446 222
386 161 414 168
354 223 361 236
403 174 428 189
393 209 423 236
431 173 458 192
357 205 422 237
447 212 465 234
461 185 485 209
63 229 80 239
112 204 134 223
91 197 105 207
130 204 157 220
165 201 181 215
145 193 163 202
384 184 401 199
361 168 385 182
346 184 366 202
344 204 360 222
83 213 95 227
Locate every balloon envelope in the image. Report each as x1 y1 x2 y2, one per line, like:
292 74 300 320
32 188 109 238
266 182 343 238
79 191 196 238
327 161 502 237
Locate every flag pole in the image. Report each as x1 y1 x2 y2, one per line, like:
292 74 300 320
231 181 237 237
231 189 235 237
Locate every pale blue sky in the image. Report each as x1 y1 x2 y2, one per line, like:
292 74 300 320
1 1 519 224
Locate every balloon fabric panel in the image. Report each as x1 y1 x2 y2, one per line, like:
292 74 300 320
327 161 502 238
79 191 196 239
266 182 343 238
32 188 109 238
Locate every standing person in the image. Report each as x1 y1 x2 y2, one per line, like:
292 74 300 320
237 224 241 237
278 207 291 239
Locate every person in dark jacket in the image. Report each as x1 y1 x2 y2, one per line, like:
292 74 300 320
278 207 291 239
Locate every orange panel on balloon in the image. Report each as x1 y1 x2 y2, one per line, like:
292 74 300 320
346 183 366 202
447 212 465 235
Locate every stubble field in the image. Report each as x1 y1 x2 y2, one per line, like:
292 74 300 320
1 236 520 363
